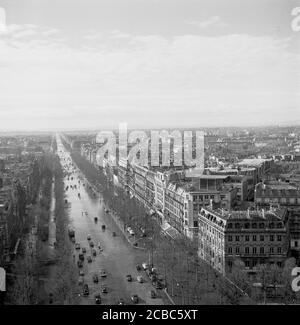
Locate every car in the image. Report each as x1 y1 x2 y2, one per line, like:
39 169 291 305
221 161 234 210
105 209 109 213
87 256 92 263
94 217 98 222
101 224 106 230
131 294 139 304
126 227 132 233
129 230 135 236
83 284 89 296
79 270 84 277
75 243 80 250
97 242 101 249
101 286 108 294
155 281 163 289
77 260 83 268
92 248 97 256
126 274 132 282
100 269 107 278
136 265 141 271
142 263 149 270
112 232 116 237
82 247 86 254
78 277 84 286
95 294 101 305
93 274 99 283
137 276 143 283
71 237 76 243
89 241 94 248
150 290 156 298
79 253 84 261
118 299 125 305
87 234 91 241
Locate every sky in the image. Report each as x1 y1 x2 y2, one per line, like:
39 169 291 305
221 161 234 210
0 0 299 131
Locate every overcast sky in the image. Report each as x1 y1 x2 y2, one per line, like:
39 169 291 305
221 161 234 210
0 0 299 131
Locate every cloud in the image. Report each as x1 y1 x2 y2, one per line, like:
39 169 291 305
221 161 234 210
187 16 227 29
0 23 299 129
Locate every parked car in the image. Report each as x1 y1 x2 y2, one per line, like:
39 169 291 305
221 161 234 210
78 277 84 286
150 290 156 299
112 232 116 237
79 253 84 261
126 274 132 282
136 264 141 271
75 243 81 250
87 234 91 241
101 286 108 294
92 249 97 257
83 284 89 296
118 299 125 305
77 260 83 268
95 294 101 305
87 255 92 263
82 247 86 254
94 217 98 222
129 229 135 236
79 270 84 277
101 224 106 230
89 241 94 248
93 274 99 283
131 294 139 304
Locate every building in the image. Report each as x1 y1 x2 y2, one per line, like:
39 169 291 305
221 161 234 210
255 181 300 208
198 206 288 275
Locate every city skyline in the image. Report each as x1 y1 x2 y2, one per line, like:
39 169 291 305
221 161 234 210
0 0 299 130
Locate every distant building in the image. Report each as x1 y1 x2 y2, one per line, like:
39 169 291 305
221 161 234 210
255 181 300 208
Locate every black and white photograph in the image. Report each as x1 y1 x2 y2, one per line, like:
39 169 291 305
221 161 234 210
0 0 300 313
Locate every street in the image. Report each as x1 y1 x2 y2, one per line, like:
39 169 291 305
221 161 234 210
57 137 166 305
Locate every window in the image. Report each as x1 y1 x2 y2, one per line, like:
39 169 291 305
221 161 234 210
228 247 232 254
245 247 250 254
252 223 257 229
245 235 249 242
235 235 240 242
236 247 240 254
260 247 264 254
228 235 232 242
235 223 240 229
270 235 274 242
227 223 233 229
277 235 282 242
253 235 257 241
260 235 264 241
259 223 264 229
270 247 274 254
244 223 250 229
277 247 282 254
245 261 250 268
253 247 257 254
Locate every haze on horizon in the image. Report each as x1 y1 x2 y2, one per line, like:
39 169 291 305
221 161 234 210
0 0 299 131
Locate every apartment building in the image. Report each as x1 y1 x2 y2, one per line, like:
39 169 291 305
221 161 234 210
198 206 288 275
